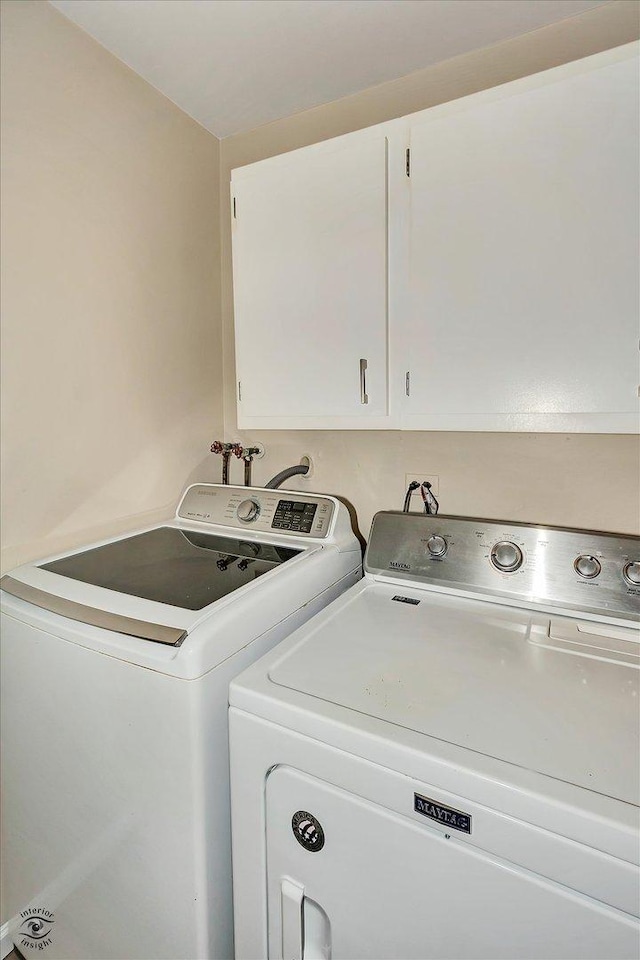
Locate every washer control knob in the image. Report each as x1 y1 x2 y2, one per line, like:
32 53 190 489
490 541 523 573
236 498 260 523
426 535 447 558
574 555 601 579
623 561 640 586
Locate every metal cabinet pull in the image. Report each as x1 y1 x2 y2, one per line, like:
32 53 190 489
359 358 369 405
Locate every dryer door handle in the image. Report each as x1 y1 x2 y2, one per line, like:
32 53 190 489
281 880 331 960
281 879 304 960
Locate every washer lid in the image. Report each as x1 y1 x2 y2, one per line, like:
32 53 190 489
39 526 301 611
267 582 640 806
1 522 325 677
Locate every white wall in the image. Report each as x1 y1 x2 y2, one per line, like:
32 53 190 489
0 0 222 573
220 1 640 539
1 1 638 572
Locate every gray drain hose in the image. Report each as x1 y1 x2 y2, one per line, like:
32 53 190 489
265 464 310 489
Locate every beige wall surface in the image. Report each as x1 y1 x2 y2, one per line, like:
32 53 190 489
220 1 640 539
1 1 638 574
0 1 221 573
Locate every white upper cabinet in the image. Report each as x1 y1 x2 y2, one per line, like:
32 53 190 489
402 44 639 432
230 43 639 433
231 126 391 429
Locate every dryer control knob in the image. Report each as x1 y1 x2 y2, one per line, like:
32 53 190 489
237 498 260 523
623 561 640 586
574 555 601 579
426 535 447 558
490 541 523 573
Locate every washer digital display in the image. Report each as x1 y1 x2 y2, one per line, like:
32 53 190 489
272 500 318 533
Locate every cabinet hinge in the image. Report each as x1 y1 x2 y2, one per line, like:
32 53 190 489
405 148 410 178
233 197 237 219
238 381 242 401
405 371 411 397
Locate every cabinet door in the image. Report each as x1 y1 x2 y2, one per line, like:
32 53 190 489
231 128 390 428
402 45 639 432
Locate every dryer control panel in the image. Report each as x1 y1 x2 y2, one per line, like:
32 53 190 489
177 485 335 539
366 512 640 621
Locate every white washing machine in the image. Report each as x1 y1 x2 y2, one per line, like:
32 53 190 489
230 511 640 960
0 483 361 960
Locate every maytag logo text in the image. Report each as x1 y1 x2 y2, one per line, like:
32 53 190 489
414 793 472 834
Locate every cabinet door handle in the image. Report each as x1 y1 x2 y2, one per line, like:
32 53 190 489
359 359 369 405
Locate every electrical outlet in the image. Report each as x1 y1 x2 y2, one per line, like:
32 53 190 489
405 473 439 495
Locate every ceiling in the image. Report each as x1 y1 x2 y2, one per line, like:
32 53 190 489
49 0 612 138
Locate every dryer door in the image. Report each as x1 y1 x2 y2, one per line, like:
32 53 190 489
266 767 639 960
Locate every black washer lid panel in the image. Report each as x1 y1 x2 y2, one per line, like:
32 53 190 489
39 527 301 611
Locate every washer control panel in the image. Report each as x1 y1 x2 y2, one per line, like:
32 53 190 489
178 485 335 539
366 512 640 621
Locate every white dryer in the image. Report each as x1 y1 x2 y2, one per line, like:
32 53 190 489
0 484 361 960
229 511 640 960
